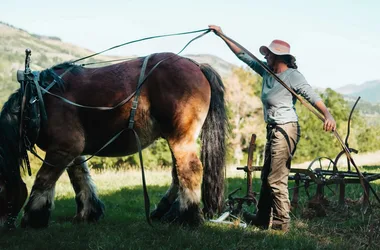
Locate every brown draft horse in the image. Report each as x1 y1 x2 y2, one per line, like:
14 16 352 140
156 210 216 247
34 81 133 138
0 52 227 228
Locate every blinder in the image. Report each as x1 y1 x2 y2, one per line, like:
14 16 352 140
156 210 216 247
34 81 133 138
17 70 42 151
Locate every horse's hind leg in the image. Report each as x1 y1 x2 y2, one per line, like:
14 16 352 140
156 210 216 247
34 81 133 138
162 139 204 227
67 156 105 223
150 154 179 220
21 151 77 228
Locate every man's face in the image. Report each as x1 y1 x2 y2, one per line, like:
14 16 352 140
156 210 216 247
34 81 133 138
264 51 276 68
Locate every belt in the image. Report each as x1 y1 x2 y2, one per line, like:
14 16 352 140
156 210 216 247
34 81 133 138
266 121 298 129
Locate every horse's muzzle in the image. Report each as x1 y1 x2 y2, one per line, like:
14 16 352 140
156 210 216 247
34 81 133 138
0 180 28 228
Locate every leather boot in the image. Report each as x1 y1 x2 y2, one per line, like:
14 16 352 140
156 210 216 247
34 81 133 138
272 222 290 233
242 212 269 229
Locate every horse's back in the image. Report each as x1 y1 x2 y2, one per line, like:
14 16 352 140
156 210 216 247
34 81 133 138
59 53 209 107
38 53 211 156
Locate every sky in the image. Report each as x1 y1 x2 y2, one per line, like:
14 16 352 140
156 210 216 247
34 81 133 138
1 0 380 89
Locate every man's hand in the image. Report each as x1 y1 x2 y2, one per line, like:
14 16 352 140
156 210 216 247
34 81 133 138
314 100 337 132
324 113 336 132
208 25 223 35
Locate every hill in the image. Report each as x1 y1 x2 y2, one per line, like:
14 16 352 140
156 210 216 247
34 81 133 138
0 21 235 105
0 21 123 104
335 80 380 104
332 81 380 126
184 54 234 77
318 82 380 126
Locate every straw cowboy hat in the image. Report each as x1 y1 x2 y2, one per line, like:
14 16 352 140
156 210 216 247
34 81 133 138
259 39 293 56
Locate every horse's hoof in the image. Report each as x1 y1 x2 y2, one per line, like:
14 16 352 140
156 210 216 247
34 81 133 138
72 215 85 224
0 216 6 228
5 222 16 230
73 199 105 224
0 218 16 230
21 215 49 228
161 201 204 227
21 207 51 228
161 200 180 224
151 197 171 221
87 199 105 222
178 203 204 227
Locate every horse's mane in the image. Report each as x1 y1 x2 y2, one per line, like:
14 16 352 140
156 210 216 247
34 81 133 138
51 62 76 70
39 62 83 91
0 90 23 182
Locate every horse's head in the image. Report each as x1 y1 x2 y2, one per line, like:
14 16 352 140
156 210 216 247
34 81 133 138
0 90 29 228
0 134 29 228
0 173 28 228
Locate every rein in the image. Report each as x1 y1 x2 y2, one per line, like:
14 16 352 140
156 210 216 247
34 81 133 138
72 28 210 64
215 31 380 204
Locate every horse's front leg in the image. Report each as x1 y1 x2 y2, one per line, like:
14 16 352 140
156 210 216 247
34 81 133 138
67 156 105 223
21 150 76 228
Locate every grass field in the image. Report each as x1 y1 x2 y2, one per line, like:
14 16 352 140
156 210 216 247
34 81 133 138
0 167 379 250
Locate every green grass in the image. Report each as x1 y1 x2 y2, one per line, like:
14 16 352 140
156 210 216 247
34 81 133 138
1 169 379 250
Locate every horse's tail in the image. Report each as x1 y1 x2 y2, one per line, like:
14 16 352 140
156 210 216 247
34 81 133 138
199 64 228 218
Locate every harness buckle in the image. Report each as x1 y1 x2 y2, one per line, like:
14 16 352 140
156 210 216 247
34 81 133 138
131 100 139 109
29 96 38 104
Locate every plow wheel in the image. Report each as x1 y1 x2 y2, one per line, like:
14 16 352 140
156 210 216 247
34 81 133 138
306 157 336 216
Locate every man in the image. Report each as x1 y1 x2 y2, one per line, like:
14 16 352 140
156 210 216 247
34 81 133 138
209 25 336 232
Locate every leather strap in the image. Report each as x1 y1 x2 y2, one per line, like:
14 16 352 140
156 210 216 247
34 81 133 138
32 71 47 124
128 55 151 129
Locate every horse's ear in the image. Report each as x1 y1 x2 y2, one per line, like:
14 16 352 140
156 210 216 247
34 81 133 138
17 70 24 84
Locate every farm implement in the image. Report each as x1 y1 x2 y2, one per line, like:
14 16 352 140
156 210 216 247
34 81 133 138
213 97 380 226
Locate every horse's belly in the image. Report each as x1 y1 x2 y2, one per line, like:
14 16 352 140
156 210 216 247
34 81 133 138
82 129 160 157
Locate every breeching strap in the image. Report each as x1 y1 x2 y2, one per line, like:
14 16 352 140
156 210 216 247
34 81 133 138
214 31 380 204
127 55 152 226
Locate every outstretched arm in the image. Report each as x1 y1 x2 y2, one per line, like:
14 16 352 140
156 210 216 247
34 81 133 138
208 25 242 55
209 25 265 76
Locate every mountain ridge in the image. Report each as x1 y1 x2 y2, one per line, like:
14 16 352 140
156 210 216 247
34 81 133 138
334 80 380 104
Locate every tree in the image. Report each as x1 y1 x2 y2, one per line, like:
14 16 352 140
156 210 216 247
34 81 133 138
224 66 265 166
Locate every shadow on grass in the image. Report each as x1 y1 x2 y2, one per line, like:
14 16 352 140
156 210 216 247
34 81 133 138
0 176 379 250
